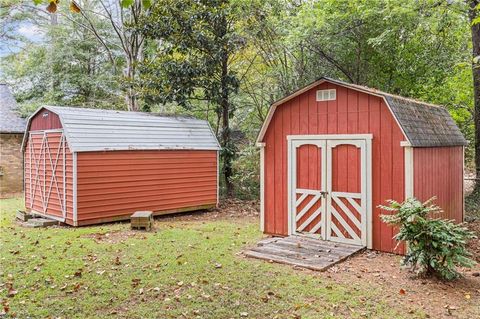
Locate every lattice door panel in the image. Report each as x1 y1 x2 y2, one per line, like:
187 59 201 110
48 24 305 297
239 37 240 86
27 131 67 219
290 141 326 237
326 141 367 246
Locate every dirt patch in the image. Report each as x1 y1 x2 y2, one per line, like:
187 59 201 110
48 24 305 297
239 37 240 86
324 251 480 318
82 230 149 244
467 220 480 262
152 198 259 224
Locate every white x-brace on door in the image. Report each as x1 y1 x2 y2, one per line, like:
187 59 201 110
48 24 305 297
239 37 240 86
288 135 371 247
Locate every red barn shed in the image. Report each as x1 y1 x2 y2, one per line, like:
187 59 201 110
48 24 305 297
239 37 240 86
256 77 467 254
23 106 220 226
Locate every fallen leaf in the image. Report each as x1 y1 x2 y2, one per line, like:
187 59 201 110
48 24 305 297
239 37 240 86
7 288 17 298
399 289 406 295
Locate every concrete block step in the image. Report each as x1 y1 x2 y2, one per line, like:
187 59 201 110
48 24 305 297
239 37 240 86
16 210 34 222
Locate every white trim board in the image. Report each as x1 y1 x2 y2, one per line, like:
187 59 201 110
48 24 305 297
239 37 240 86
73 152 78 226
403 146 414 199
259 143 265 231
287 134 373 141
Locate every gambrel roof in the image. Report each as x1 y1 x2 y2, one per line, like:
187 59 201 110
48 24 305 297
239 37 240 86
257 77 467 147
23 106 220 152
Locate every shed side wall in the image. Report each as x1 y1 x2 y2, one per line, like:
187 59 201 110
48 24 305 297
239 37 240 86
75 150 217 224
413 147 464 222
262 82 406 253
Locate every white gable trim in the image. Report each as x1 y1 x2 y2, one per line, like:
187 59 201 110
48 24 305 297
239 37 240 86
256 78 410 146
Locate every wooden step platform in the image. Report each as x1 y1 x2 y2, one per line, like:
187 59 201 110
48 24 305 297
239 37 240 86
131 211 153 231
244 236 364 271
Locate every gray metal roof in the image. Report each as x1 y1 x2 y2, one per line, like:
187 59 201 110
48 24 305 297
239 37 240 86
260 77 468 147
25 106 220 152
0 84 26 133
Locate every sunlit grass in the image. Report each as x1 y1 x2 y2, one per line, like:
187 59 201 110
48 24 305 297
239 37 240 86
0 197 412 318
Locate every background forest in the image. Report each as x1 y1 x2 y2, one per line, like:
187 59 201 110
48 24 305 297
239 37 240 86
1 0 478 200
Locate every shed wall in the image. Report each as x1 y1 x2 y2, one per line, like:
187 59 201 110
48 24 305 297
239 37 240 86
75 150 218 225
413 146 464 222
261 82 406 253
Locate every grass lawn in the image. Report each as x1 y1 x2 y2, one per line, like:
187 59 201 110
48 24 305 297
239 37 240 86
0 197 469 318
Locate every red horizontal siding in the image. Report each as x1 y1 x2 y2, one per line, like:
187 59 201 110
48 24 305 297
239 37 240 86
76 150 218 223
262 82 406 253
413 147 464 222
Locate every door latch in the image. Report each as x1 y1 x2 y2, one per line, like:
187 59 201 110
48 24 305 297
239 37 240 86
320 191 328 197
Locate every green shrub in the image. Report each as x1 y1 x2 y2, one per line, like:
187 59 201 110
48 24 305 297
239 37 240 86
380 198 476 280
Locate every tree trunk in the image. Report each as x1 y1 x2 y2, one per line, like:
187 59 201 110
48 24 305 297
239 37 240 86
220 50 234 197
468 0 480 189
125 58 139 111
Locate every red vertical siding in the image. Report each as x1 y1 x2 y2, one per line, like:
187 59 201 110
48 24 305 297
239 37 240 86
262 82 406 253
75 150 218 225
413 147 464 222
29 108 62 131
24 131 74 223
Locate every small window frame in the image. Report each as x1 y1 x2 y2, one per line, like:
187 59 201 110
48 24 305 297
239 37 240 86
316 89 336 101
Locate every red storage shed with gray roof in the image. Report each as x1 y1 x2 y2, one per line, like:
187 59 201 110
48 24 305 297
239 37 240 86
256 77 467 254
23 106 220 226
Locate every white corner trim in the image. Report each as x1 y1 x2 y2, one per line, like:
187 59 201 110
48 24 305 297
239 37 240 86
73 152 78 226
366 137 373 249
217 150 220 207
259 144 265 232
404 146 414 199
400 141 412 147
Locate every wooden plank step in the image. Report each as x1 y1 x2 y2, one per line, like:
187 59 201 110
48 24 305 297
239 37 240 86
249 245 338 265
283 236 360 252
244 250 327 271
244 236 364 272
274 238 361 256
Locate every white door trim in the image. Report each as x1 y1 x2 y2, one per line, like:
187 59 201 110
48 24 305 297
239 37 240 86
287 134 373 248
287 134 373 141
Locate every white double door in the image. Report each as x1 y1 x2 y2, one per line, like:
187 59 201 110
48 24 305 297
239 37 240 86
288 136 370 247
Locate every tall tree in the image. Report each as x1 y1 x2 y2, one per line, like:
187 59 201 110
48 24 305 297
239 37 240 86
468 0 480 187
26 0 149 111
139 0 247 196
1 0 121 112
